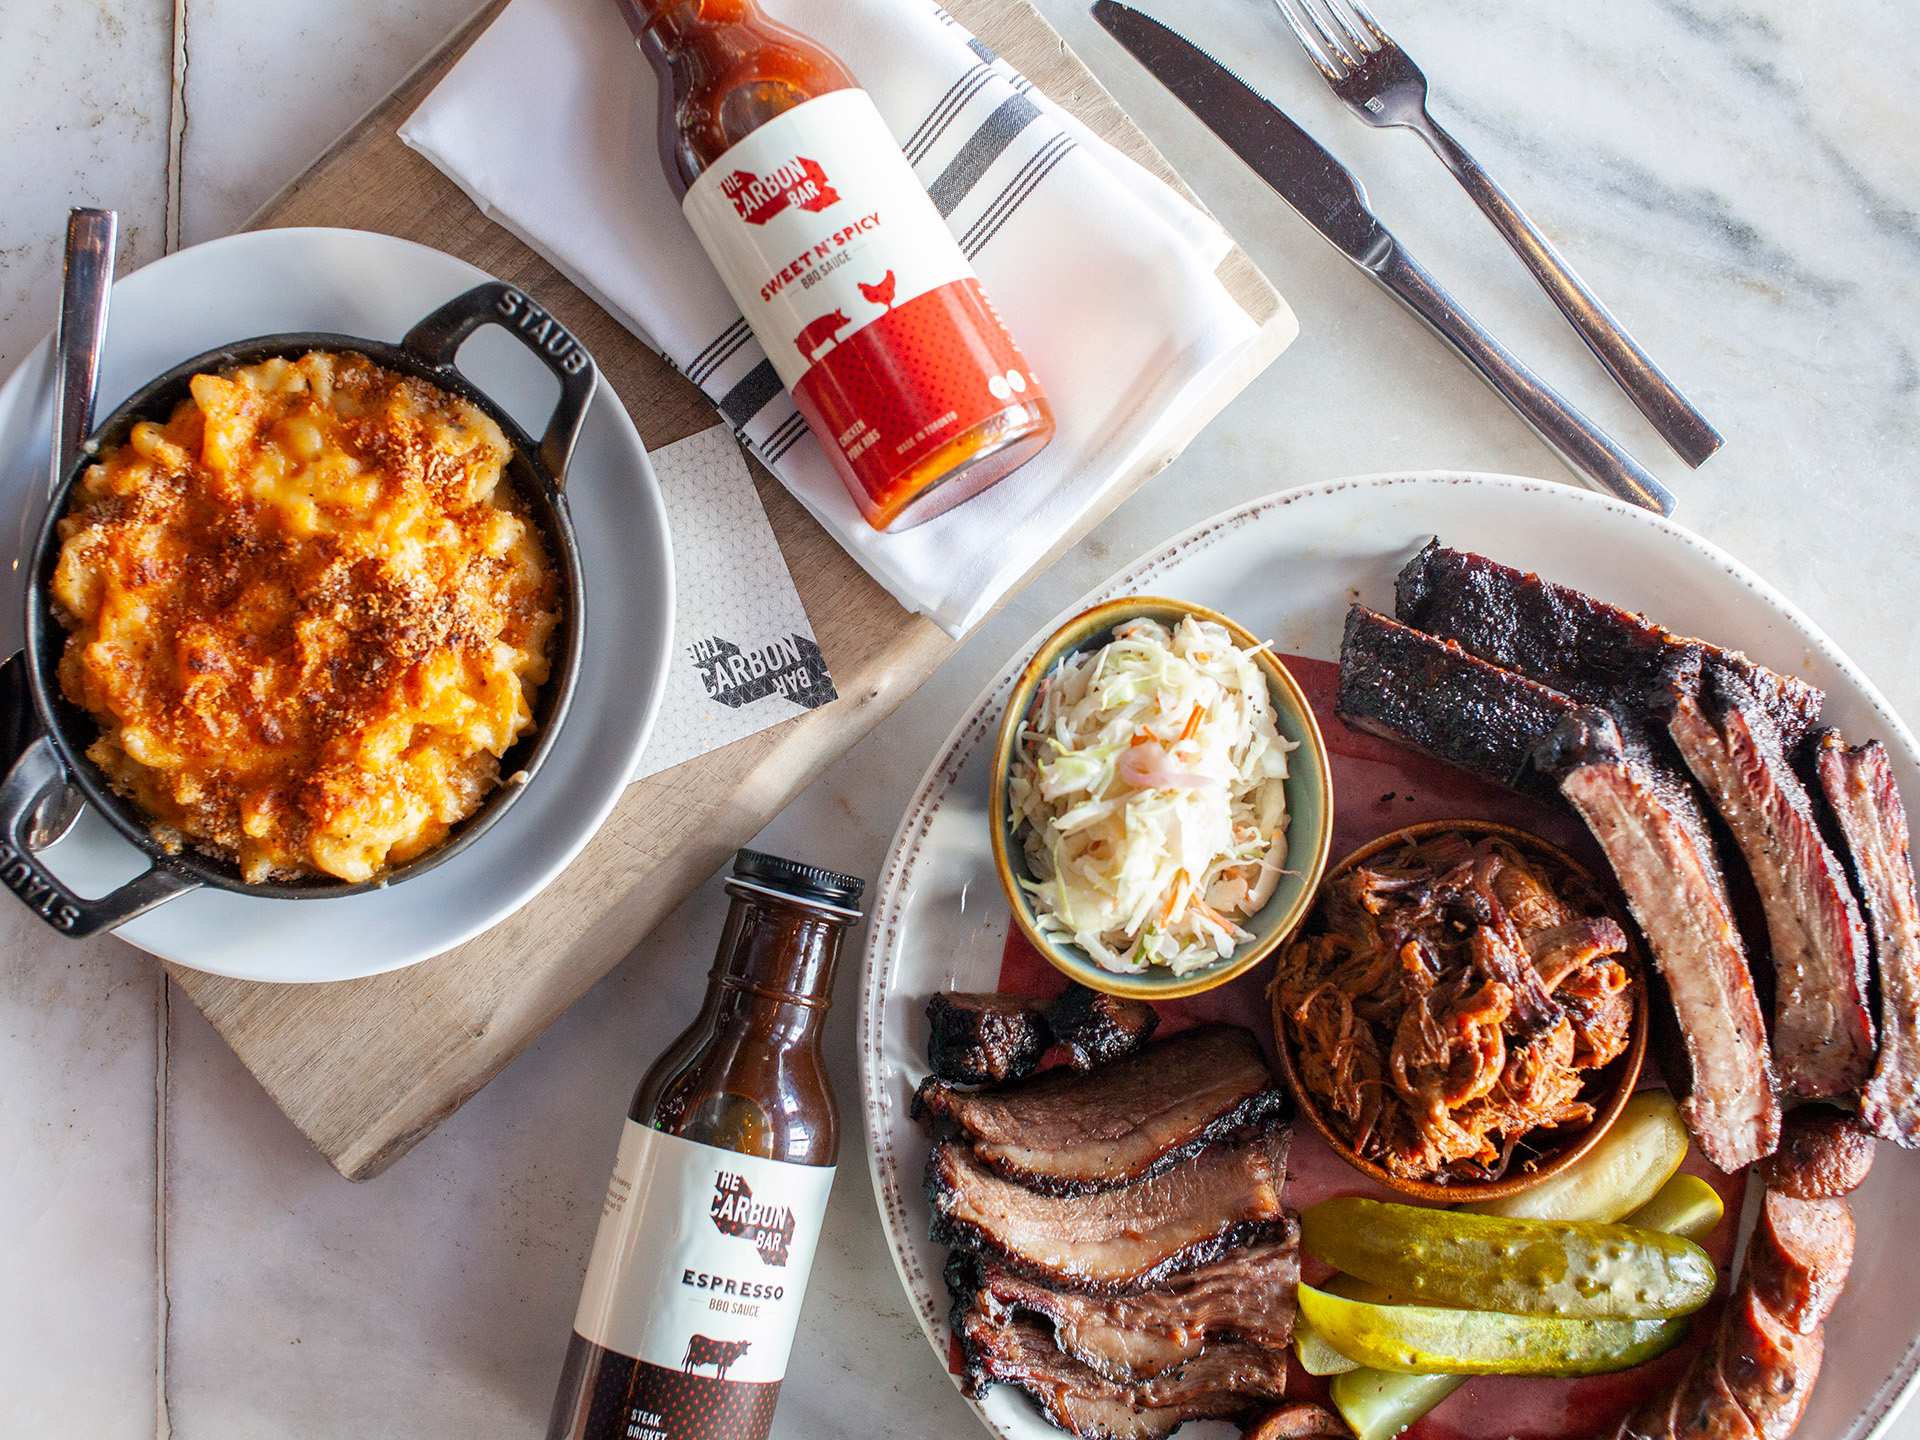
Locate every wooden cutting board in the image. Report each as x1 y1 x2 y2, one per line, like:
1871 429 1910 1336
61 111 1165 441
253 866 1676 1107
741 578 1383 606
165 0 1292 1180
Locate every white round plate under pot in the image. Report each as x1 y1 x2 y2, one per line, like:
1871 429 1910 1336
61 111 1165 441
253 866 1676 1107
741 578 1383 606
858 473 1920 1440
0 228 674 982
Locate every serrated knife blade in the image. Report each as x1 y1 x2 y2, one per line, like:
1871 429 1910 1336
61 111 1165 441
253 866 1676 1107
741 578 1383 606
1090 0 1676 516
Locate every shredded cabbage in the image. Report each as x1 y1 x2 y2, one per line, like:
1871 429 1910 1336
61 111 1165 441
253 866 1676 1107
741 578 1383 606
1007 614 1297 975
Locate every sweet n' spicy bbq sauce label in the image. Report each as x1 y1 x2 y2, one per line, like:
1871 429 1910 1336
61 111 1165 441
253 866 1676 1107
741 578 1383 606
681 89 1038 517
569 1123 834 1440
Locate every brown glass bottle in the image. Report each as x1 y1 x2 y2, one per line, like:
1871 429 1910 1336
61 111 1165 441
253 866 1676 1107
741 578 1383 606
617 0 1056 531
547 849 863 1440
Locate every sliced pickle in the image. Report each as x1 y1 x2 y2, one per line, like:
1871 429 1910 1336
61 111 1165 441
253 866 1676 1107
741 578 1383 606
1464 1090 1688 1223
1623 1172 1724 1242
1300 1196 1715 1319
1297 1285 1686 1377
1325 1113 1703 1440
1331 1370 1467 1440
1295 1275 1391 1376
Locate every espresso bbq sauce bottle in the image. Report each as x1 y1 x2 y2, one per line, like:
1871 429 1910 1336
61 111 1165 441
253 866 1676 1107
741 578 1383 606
547 850 864 1440
617 0 1056 531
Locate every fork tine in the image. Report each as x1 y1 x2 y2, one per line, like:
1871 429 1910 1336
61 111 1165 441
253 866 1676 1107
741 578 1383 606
1319 0 1379 57
1341 0 1392 49
1294 0 1366 69
1270 0 1348 80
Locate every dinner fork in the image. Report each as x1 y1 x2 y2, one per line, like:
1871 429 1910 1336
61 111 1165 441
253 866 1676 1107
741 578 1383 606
1271 0 1722 469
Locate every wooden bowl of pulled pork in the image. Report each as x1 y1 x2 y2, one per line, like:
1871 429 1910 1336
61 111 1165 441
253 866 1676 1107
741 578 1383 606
1270 819 1648 1203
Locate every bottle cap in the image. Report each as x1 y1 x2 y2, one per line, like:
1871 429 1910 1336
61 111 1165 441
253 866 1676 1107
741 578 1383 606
731 849 865 915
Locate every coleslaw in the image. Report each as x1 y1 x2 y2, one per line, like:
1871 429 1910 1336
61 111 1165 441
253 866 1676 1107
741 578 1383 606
1007 614 1297 975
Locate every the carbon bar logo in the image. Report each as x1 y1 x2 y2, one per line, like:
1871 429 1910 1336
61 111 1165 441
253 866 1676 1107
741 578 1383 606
721 157 840 225
710 1172 797 1267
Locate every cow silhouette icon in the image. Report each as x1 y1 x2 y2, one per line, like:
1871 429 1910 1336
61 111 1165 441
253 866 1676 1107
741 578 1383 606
682 1333 752 1380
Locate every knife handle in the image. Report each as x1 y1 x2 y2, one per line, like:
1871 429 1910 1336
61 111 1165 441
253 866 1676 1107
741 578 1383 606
1371 238 1676 517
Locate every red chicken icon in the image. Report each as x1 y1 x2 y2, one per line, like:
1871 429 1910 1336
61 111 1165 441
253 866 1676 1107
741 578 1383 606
857 269 897 311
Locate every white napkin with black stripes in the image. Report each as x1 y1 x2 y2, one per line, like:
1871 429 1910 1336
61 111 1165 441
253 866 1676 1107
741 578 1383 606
401 0 1282 634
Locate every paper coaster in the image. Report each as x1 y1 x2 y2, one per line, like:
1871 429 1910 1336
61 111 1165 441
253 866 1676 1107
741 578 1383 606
633 424 837 781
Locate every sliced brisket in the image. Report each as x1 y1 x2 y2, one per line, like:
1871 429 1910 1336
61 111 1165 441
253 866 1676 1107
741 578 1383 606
1335 605 1578 798
955 1310 1281 1439
1808 731 1920 1146
914 1025 1286 1194
1662 661 1875 1103
1047 988 1160 1071
1394 542 1823 746
927 992 1051 1086
949 1229 1299 1384
927 1123 1290 1293
1535 708 1780 1170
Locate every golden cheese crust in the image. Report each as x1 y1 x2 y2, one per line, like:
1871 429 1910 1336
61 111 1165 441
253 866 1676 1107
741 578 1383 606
50 351 559 884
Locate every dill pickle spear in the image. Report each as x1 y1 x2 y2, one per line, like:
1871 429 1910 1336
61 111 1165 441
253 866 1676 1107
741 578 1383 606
1297 1285 1686 1377
1296 1275 1392 1376
1623 1173 1724 1242
1300 1196 1714 1319
1465 1090 1688 1222
1326 1131 1708 1440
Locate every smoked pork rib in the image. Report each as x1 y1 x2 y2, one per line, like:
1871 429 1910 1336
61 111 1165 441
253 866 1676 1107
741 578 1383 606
914 1025 1287 1194
947 1230 1299 1384
1394 541 1824 745
1662 660 1875 1103
1808 732 1920 1145
954 1311 1282 1440
1335 605 1577 798
1534 709 1780 1170
1335 606 1779 1168
927 1124 1290 1293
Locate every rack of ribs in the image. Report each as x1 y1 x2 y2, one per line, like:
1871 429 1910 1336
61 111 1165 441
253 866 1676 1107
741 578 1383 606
1337 603 1780 1170
1808 731 1920 1145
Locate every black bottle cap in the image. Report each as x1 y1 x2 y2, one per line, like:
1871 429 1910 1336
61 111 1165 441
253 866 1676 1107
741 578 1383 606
732 848 865 911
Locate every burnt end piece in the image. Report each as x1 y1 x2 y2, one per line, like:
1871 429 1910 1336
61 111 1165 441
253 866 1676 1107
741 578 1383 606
1806 730 1920 1146
926 992 1052 1086
1660 660 1876 1104
1335 605 1577 798
914 1025 1286 1195
1534 707 1781 1172
1047 987 1159 1071
1394 540 1824 746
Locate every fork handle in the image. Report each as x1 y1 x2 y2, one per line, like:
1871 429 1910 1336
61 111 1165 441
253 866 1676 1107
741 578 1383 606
1410 114 1721 470
1369 237 1676 516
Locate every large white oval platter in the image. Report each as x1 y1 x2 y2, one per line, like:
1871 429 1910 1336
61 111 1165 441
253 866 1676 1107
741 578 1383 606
0 228 674 981
858 472 1920 1440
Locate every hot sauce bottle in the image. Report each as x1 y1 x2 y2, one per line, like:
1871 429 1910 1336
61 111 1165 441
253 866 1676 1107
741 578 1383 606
546 849 862 1440
618 0 1057 530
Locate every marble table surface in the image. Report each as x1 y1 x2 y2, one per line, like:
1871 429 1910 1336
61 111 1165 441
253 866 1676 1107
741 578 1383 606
2 1 1915 1435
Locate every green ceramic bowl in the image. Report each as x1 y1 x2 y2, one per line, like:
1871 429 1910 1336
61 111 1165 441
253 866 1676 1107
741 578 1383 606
988 596 1334 1000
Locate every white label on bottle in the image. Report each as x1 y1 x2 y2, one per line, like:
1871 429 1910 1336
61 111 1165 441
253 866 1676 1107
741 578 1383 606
680 88 974 391
572 1122 834 1387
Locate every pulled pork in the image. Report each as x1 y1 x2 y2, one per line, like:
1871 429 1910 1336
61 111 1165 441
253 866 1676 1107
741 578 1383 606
1273 831 1636 1184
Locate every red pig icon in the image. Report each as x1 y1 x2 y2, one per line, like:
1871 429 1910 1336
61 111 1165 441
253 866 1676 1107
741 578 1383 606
794 309 851 362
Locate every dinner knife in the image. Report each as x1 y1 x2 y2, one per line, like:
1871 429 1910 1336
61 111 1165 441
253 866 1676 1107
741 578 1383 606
1090 1 1676 517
